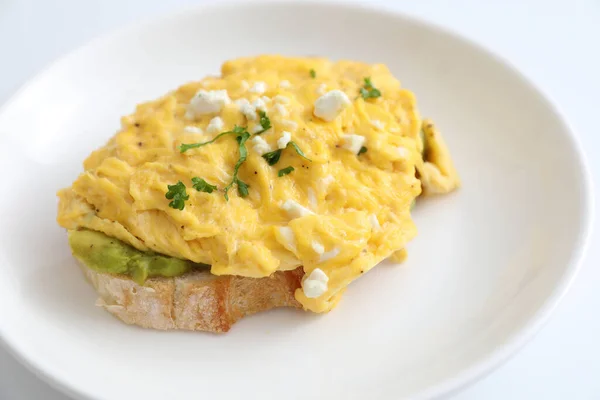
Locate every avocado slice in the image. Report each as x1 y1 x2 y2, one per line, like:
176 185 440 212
419 128 430 162
68 229 196 285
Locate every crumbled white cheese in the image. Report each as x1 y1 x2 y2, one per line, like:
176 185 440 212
273 95 290 105
278 226 297 252
273 103 289 117
311 240 325 255
319 247 340 263
252 98 268 112
207 116 224 134
234 98 248 107
397 146 410 158
183 126 203 134
370 119 385 130
369 214 381 231
279 80 292 89
341 134 366 154
260 95 271 103
307 188 317 209
235 98 257 121
186 89 230 118
251 124 265 134
281 119 298 131
313 90 351 121
240 80 250 91
302 268 329 298
277 131 292 149
281 199 314 219
249 81 267 94
316 83 327 95
251 135 272 156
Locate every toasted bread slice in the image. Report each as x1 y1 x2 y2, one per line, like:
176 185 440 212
80 261 304 333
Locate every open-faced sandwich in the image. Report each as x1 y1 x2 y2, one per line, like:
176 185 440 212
56 55 459 332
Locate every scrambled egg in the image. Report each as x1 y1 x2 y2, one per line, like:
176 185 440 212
57 55 459 313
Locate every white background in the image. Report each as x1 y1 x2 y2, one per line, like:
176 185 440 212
0 0 598 399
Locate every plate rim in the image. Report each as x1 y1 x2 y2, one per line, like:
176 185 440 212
0 1 594 399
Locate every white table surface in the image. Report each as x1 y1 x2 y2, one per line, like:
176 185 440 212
1 0 598 398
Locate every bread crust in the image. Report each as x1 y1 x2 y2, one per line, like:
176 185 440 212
81 262 304 333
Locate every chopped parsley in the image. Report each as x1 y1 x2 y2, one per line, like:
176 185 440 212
278 166 294 177
254 111 272 135
359 77 381 100
309 69 316 78
224 131 251 201
191 177 217 193
288 141 311 161
262 149 282 166
180 123 252 200
178 117 310 201
358 146 368 155
262 141 311 167
165 181 189 210
179 126 246 153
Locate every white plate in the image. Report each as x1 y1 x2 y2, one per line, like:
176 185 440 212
0 1 592 399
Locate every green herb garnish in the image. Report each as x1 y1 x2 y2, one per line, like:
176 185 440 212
419 127 430 161
179 126 246 153
261 141 311 167
262 149 283 166
191 177 217 193
278 166 294 177
288 141 311 161
224 132 251 201
236 179 249 197
358 146 368 155
310 69 316 78
359 77 381 100
254 111 272 135
165 181 189 210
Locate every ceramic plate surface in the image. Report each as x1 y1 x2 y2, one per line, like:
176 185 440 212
0 1 592 399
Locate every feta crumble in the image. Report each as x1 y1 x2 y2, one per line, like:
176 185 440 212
235 98 257 121
313 90 351 121
302 268 329 298
277 131 292 149
207 116 224 134
183 126 203 134
251 135 271 156
249 81 267 94
340 134 366 154
186 89 230 118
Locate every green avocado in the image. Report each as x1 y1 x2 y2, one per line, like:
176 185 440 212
68 229 197 284
419 128 430 162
